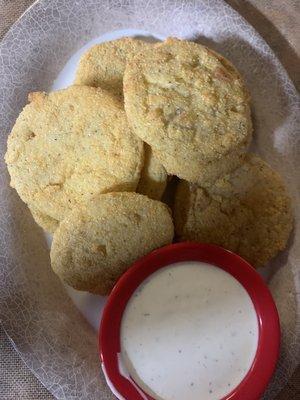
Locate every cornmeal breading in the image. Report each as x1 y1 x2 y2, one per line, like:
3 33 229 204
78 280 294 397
174 154 293 268
5 85 144 222
51 192 174 294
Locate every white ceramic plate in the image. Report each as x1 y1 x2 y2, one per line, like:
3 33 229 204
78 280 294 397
0 1 299 399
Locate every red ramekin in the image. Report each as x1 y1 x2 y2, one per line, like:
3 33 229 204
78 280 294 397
99 242 280 400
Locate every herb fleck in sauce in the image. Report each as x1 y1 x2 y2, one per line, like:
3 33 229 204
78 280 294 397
121 261 258 400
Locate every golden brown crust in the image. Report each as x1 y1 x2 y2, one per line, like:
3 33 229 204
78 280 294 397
5 85 144 221
50 192 174 294
74 37 151 99
152 146 246 187
124 37 252 181
174 154 293 268
137 144 167 200
29 206 59 233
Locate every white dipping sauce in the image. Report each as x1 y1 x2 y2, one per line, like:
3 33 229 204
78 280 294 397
120 262 259 400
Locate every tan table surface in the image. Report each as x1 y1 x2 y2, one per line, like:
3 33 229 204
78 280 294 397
0 0 299 399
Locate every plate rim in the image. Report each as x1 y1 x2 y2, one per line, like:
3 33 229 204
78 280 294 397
0 1 299 400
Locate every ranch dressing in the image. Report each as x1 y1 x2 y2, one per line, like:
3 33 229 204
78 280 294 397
120 261 259 400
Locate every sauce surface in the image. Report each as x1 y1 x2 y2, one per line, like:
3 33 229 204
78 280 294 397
120 261 259 400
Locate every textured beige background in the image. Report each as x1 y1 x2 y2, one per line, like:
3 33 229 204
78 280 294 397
0 0 299 399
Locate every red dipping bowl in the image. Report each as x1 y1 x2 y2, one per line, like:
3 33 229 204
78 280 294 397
99 242 280 400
